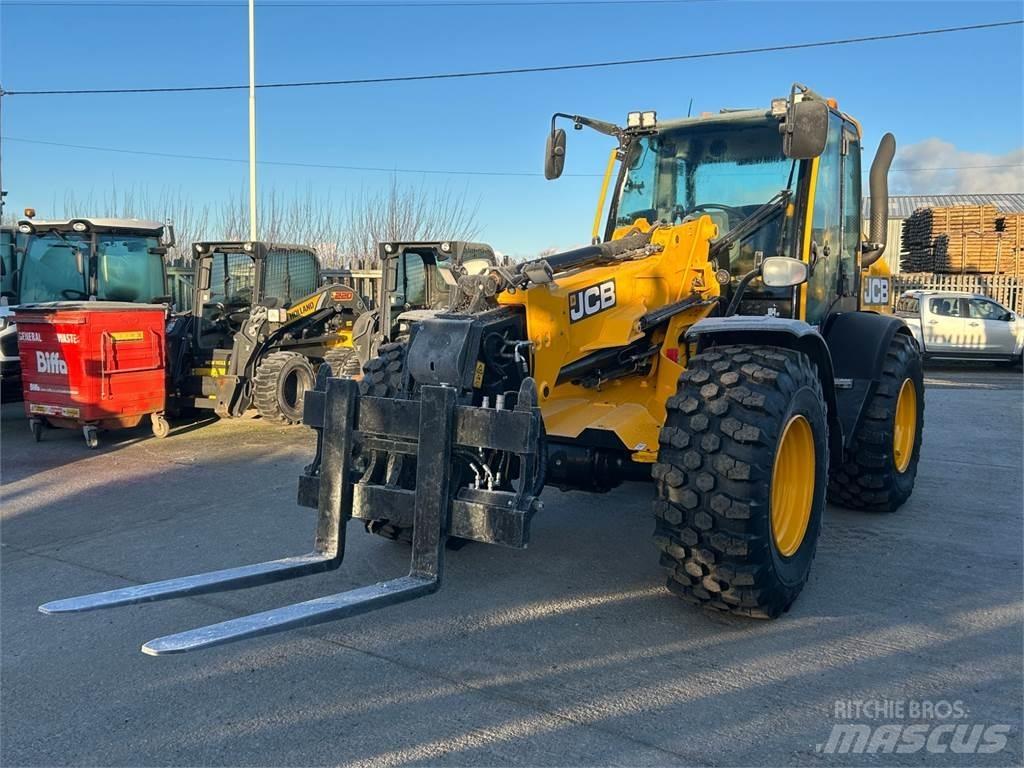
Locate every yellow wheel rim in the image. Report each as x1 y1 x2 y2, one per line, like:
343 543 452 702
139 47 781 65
771 415 816 558
893 378 917 474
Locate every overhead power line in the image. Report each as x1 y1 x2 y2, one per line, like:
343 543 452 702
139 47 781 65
3 0 714 6
1 136 602 177
4 19 1020 96
6 136 1022 176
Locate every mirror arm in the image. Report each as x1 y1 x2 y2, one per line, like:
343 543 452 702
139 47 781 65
723 266 763 318
552 112 621 138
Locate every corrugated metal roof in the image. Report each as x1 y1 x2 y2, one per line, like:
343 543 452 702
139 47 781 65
862 193 1024 220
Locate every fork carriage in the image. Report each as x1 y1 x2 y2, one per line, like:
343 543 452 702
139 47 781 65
39 377 543 655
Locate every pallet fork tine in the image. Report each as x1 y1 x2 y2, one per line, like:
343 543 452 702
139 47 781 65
39 377 359 617
140 385 455 655
38 381 453 655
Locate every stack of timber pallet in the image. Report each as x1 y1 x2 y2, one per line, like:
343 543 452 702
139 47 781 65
899 205 1023 275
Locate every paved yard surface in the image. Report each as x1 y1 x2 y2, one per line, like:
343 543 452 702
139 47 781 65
2 365 1022 767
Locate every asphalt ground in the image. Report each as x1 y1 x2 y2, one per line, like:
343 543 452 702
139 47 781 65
1 363 1021 767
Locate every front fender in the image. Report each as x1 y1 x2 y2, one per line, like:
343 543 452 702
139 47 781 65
685 316 844 466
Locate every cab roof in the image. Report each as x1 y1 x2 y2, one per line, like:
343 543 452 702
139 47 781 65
654 109 773 134
901 289 991 301
18 217 166 234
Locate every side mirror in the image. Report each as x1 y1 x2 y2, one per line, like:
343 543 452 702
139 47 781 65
162 224 177 248
384 255 399 293
75 249 85 275
781 100 829 160
197 259 212 291
545 128 567 180
761 256 809 288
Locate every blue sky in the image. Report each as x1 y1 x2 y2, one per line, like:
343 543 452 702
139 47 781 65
1 0 1022 256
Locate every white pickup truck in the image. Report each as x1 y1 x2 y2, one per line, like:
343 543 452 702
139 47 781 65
896 290 1023 365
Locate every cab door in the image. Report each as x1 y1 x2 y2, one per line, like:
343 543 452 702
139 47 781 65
965 297 1016 354
804 115 841 324
837 123 861 313
923 296 965 353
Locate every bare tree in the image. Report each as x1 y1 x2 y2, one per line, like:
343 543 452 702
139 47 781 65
217 186 347 264
340 177 481 268
55 185 211 265
45 177 480 269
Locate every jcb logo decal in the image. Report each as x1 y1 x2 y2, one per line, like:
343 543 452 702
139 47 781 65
569 280 616 323
862 277 890 306
36 351 68 375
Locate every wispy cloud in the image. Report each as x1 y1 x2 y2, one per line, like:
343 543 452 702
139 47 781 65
891 139 1023 194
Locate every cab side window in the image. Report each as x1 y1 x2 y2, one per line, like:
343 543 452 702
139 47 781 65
401 252 427 306
840 128 861 295
287 250 318 299
967 298 1008 321
805 114 842 324
929 297 961 317
896 296 919 316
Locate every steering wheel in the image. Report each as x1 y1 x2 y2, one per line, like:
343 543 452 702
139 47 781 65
61 289 88 300
226 307 251 325
203 301 227 322
674 203 746 223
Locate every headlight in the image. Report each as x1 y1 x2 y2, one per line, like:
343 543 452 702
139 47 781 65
72 221 89 232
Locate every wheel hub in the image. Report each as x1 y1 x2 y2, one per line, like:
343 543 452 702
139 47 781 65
771 414 815 558
893 378 917 474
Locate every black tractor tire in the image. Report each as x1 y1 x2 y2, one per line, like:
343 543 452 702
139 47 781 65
321 347 362 378
253 351 317 424
828 333 924 513
653 345 829 619
358 342 407 398
353 344 477 548
357 342 412 541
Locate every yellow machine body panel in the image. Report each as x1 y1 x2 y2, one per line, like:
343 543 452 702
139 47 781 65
498 217 721 460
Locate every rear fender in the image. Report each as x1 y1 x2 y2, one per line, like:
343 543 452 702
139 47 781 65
821 312 914 447
685 316 843 466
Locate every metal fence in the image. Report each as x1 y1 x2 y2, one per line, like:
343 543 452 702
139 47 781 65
892 273 1024 314
167 266 194 313
348 269 383 307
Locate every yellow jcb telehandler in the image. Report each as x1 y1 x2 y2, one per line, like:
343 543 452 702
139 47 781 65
41 84 924 654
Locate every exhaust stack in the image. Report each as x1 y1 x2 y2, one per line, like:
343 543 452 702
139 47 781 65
862 133 896 267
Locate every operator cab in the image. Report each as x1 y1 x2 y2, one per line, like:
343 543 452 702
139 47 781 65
546 85 888 327
613 108 862 322
191 242 320 348
1 227 25 302
15 217 171 305
378 241 497 339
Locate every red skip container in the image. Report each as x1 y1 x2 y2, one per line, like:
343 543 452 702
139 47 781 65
16 302 169 448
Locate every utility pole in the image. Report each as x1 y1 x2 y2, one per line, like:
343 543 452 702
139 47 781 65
0 83 6 219
248 0 257 241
